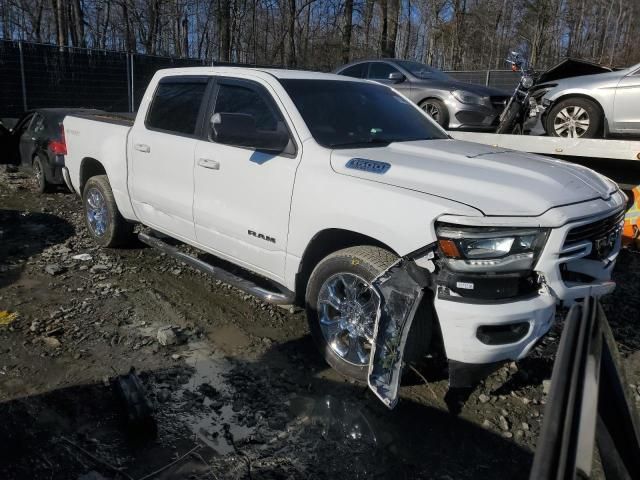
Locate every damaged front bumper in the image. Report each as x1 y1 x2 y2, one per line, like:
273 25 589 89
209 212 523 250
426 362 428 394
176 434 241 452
368 194 626 409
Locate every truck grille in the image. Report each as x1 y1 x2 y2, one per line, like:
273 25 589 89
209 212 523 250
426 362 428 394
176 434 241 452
564 210 624 256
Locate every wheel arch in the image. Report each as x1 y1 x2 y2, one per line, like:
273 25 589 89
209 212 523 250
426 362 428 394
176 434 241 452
295 228 398 305
418 95 446 107
79 157 107 193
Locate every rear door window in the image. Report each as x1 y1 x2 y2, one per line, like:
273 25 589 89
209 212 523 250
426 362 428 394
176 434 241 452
31 114 46 134
339 63 367 78
146 78 208 135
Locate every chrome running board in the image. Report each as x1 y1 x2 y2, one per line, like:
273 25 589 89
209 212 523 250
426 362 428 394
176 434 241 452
138 232 295 305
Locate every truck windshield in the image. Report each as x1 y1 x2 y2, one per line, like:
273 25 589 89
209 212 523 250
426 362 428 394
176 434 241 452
279 79 448 148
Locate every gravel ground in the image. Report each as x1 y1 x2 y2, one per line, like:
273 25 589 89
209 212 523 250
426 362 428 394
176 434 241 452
1 166 639 480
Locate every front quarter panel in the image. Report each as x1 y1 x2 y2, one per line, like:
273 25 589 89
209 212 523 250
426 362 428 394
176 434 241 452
284 140 481 290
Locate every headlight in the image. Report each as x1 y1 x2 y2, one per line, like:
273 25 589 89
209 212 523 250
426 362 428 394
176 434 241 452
521 75 534 89
436 223 549 273
451 90 485 105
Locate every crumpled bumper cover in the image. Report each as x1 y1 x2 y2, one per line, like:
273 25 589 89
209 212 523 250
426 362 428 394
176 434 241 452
368 259 431 409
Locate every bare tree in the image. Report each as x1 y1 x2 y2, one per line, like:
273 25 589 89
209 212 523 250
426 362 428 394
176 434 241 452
0 0 638 70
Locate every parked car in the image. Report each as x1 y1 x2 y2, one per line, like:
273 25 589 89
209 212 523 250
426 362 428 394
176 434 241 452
0 108 101 192
533 62 640 138
335 59 510 131
61 68 625 406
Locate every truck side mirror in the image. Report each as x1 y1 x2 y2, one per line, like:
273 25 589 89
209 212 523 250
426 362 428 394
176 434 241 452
210 113 290 153
388 72 405 83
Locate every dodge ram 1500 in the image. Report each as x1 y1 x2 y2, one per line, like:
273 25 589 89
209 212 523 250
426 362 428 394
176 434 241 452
61 67 626 406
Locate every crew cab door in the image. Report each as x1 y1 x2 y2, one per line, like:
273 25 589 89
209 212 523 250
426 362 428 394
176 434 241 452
193 77 300 281
612 68 640 133
128 76 210 241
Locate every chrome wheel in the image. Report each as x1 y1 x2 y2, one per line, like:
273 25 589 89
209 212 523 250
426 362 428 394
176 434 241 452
317 273 379 366
86 187 108 237
553 106 590 138
424 102 440 122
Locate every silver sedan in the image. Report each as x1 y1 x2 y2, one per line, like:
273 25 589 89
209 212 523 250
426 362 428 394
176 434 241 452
335 59 510 131
535 62 640 138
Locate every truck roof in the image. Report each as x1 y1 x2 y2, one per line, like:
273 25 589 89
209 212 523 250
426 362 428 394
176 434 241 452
155 66 356 82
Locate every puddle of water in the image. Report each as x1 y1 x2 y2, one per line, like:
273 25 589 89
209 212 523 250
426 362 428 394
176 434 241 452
288 394 377 446
178 343 256 455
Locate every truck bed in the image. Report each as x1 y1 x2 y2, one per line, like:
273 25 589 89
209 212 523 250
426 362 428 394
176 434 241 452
68 111 135 127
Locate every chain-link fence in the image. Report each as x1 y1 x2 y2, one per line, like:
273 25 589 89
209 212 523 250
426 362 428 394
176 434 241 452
0 40 206 117
1 40 520 118
444 70 520 92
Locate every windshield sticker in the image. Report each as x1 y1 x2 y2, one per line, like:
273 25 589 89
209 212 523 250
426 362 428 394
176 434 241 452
346 158 391 174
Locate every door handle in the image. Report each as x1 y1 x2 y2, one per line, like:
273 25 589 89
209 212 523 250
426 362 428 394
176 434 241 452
198 158 220 170
134 143 150 153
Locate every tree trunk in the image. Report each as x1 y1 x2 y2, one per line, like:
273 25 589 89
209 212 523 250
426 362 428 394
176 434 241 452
384 0 399 57
286 0 296 66
341 0 353 64
71 0 85 47
53 0 68 46
379 0 388 55
217 0 231 61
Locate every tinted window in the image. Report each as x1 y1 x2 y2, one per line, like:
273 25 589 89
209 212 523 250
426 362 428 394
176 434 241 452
368 62 400 80
395 60 451 80
31 114 46 134
146 79 207 135
280 79 447 148
340 63 367 78
214 83 280 131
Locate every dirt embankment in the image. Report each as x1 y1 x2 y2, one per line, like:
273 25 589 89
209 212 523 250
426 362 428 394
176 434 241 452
1 166 639 479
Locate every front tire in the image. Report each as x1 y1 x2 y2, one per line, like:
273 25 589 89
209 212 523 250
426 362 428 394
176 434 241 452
420 99 449 128
496 102 522 134
83 175 134 247
305 246 432 381
546 97 602 138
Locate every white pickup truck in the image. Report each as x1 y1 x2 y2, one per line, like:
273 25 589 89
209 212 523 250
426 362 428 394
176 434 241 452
61 67 626 405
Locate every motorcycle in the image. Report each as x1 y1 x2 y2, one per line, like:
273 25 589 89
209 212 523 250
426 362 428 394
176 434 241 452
496 51 537 134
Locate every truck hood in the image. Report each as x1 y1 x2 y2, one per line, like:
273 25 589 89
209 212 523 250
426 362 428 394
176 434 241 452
330 139 616 216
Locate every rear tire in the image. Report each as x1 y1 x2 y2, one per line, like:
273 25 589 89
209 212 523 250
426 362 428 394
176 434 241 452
83 175 134 247
546 97 602 138
32 156 50 194
305 246 432 381
420 99 449 128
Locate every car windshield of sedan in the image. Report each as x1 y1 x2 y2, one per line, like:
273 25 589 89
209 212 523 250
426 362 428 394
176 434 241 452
279 79 448 149
395 60 452 81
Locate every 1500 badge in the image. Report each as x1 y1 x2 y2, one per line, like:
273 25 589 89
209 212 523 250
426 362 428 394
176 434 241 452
346 158 391 174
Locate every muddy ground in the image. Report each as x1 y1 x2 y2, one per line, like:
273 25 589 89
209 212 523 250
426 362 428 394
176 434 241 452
1 166 639 480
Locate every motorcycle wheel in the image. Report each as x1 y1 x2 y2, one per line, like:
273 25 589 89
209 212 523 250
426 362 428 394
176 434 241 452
496 103 521 134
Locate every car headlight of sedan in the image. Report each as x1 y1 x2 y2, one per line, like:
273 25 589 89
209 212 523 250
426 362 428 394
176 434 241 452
435 223 549 273
451 90 485 105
